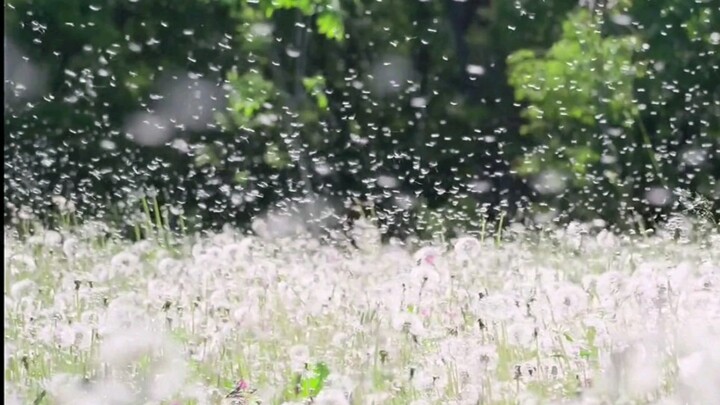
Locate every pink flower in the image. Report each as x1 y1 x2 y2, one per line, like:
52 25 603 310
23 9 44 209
414 246 443 267
226 379 256 401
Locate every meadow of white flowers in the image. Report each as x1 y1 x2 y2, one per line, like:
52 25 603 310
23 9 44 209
4 219 720 405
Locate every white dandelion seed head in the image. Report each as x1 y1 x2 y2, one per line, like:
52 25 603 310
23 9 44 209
391 311 425 337
288 344 311 371
474 292 524 322
453 236 482 261
98 326 161 367
413 246 443 267
10 279 37 301
595 229 618 249
506 321 537 348
314 388 350 405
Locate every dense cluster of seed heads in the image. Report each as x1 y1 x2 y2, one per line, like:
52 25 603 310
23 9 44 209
4 221 720 404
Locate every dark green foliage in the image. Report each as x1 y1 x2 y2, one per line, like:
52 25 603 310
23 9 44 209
4 0 718 235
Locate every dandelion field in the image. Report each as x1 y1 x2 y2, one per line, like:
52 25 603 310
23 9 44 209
4 219 720 405
5 0 720 403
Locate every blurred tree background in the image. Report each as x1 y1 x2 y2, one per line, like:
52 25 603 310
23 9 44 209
4 0 719 239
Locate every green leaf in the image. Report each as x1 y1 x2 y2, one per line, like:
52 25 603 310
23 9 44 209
224 71 275 127
286 362 331 400
302 75 329 110
300 362 330 398
316 94 328 110
271 0 314 14
586 326 597 345
234 170 250 185
317 12 344 41
264 143 289 169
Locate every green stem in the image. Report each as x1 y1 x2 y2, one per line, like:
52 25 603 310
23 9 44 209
633 112 666 187
141 197 154 240
495 211 505 245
